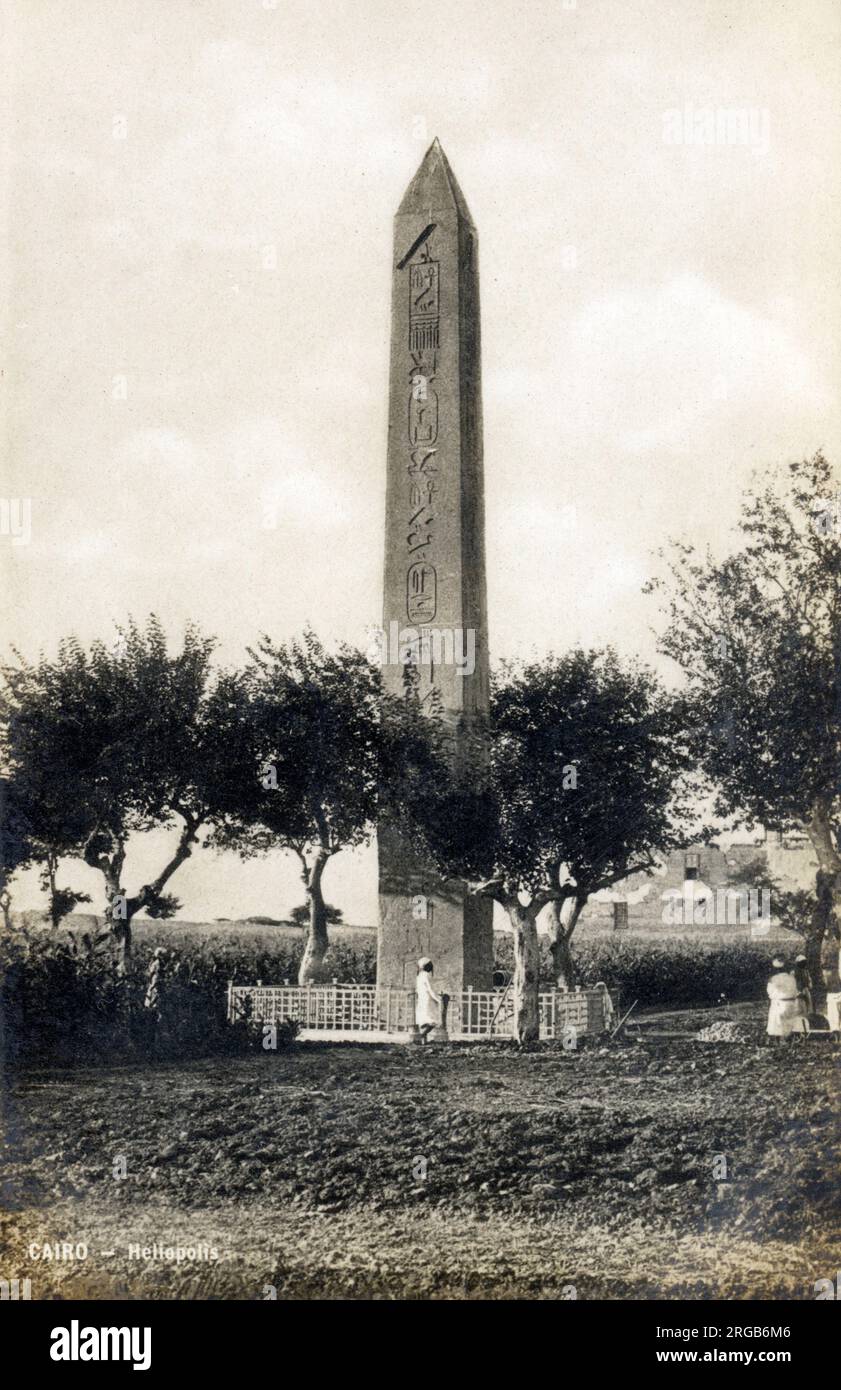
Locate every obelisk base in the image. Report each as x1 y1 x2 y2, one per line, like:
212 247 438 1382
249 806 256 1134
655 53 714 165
377 870 494 1001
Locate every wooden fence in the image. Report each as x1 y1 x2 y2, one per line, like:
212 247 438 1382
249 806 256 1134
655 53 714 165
227 982 414 1033
457 984 616 1038
227 981 618 1040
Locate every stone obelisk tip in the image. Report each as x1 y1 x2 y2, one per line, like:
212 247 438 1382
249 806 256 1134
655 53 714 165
397 138 475 224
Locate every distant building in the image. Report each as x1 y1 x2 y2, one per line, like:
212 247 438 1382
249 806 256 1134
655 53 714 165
577 829 816 932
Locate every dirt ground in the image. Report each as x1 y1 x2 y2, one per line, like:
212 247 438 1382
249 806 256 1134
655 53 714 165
2 1003 839 1300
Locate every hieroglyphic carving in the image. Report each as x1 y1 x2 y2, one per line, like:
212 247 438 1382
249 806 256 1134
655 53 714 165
408 446 438 479
404 240 441 620
409 261 439 352
407 561 436 622
408 389 438 445
406 506 433 555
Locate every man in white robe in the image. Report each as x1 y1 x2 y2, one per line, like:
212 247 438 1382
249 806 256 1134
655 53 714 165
766 958 808 1040
415 957 442 1043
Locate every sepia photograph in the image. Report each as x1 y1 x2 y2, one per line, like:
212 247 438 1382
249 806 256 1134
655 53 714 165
1 0 839 1358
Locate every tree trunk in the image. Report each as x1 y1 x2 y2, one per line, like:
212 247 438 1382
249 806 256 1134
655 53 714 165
806 796 841 1002
807 796 841 923
820 908 841 991
546 894 586 989
47 854 59 928
507 902 540 1044
298 853 330 984
549 928 576 990
116 916 134 977
102 866 132 976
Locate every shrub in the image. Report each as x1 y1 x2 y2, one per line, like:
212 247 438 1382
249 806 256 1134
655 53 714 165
1 919 781 1066
227 999 299 1052
0 920 379 1065
290 904 343 927
492 932 781 1007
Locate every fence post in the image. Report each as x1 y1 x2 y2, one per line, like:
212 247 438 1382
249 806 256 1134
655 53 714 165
226 979 233 1023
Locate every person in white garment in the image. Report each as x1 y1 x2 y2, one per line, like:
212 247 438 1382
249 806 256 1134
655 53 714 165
766 957 809 1041
415 957 442 1043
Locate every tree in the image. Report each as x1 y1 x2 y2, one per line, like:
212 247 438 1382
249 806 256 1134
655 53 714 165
39 861 92 928
646 453 841 985
400 650 697 1041
0 733 92 930
494 651 699 987
0 773 36 931
290 903 343 928
728 855 836 988
209 632 411 984
0 617 239 971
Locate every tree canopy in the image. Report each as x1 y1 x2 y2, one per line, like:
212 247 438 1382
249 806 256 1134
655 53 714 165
208 631 433 983
646 452 841 974
0 617 238 967
399 649 698 1039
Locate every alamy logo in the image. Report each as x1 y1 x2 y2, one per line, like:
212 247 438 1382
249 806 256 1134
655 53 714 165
661 884 771 928
0 1278 31 1299
50 1321 151 1371
366 621 476 677
0 497 31 546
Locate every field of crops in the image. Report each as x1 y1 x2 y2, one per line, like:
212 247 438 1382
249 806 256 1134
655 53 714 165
138 918 786 1006
16 913 792 1004
2 912 791 1067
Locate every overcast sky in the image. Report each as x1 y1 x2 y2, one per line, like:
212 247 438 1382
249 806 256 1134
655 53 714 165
3 0 839 922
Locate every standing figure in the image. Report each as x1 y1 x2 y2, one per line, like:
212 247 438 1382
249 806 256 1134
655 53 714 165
793 953 813 1017
766 957 808 1042
415 957 442 1044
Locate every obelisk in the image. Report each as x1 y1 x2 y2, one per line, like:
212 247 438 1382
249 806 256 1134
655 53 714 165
377 139 494 998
